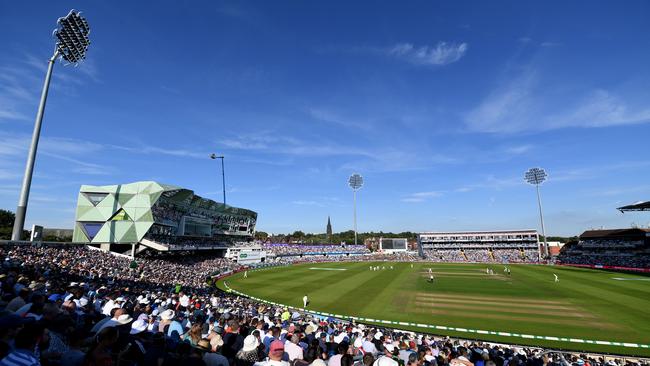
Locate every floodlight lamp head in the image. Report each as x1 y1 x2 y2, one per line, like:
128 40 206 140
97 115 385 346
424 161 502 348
524 167 547 185
53 10 91 65
348 173 363 190
210 154 224 159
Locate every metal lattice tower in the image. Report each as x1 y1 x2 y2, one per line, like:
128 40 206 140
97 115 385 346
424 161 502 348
348 174 364 246
525 167 549 260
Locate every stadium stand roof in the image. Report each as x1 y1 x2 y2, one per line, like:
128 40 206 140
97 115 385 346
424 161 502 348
580 228 650 239
617 200 650 212
72 181 257 244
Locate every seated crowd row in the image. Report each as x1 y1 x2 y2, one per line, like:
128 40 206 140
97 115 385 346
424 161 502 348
0 245 646 366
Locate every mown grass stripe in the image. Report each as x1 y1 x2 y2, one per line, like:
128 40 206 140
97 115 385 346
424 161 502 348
221 276 650 350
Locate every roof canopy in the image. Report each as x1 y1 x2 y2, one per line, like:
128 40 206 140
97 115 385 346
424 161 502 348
617 201 650 212
580 228 650 240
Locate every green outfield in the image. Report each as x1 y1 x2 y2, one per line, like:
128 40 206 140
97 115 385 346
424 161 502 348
220 262 650 356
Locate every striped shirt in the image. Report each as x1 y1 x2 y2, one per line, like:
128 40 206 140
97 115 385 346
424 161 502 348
0 349 40 366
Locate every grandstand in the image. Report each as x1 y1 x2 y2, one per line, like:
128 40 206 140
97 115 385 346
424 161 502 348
558 228 650 269
263 243 370 259
72 181 257 254
417 229 540 262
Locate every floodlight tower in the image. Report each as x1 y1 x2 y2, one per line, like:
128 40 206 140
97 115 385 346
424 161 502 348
525 167 549 259
348 173 364 246
210 154 226 205
12 10 91 241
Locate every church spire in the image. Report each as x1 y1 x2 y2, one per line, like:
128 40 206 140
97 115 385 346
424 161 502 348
326 216 332 239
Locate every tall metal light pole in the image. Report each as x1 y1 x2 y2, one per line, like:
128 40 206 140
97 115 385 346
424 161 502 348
348 173 363 246
525 167 549 260
12 10 91 241
210 154 226 205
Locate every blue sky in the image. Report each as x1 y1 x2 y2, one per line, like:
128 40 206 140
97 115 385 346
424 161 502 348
1 1 649 236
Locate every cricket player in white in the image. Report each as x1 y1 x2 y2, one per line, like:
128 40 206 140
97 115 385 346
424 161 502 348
244 271 248 278
554 273 559 282
428 268 432 274
303 294 309 307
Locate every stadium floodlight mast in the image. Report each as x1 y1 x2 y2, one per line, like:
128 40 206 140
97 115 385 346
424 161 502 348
11 10 91 241
524 167 549 260
210 153 226 206
210 154 227 206
348 173 364 246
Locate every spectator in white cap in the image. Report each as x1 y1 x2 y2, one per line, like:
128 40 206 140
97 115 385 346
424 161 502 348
362 334 378 355
374 355 399 366
158 309 175 333
236 334 261 366
204 333 229 366
101 295 119 316
119 319 149 365
93 308 126 333
130 319 148 335
98 313 133 332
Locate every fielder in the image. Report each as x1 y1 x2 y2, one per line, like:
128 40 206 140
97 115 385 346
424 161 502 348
554 273 559 283
243 271 248 278
303 294 309 307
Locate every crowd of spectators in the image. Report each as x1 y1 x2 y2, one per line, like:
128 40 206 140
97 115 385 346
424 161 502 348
1 245 239 291
557 254 650 269
558 239 650 269
422 249 538 263
263 244 370 257
0 244 647 366
143 235 233 250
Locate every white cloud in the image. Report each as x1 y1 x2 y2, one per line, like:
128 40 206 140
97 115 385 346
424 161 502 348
219 130 462 173
108 144 208 159
40 152 113 176
291 200 324 207
0 169 21 181
540 41 562 47
401 191 444 203
465 69 650 133
504 145 533 155
40 138 104 155
307 108 369 130
547 90 650 129
389 42 468 66
218 132 371 158
0 109 29 122
465 69 537 133
586 186 650 197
